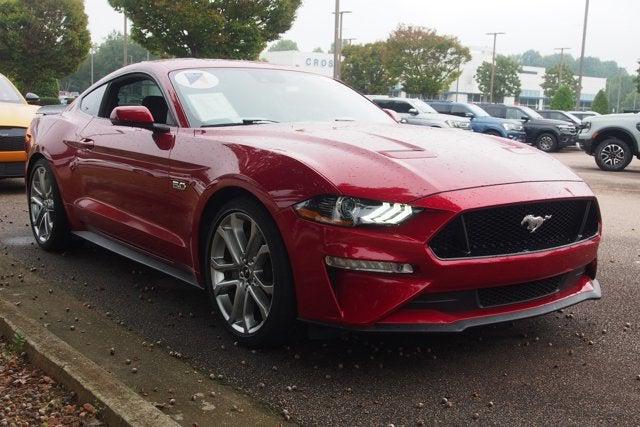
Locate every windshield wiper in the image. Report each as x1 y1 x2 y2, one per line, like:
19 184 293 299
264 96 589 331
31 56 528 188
201 118 279 128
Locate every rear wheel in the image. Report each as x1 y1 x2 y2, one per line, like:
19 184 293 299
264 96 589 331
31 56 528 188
204 197 296 346
594 138 633 171
28 159 72 251
536 133 558 152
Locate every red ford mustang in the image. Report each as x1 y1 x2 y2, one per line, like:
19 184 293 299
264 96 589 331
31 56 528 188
25 59 601 345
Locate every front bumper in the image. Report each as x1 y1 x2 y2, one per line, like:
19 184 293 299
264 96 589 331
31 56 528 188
506 131 527 142
278 181 601 331
558 132 578 148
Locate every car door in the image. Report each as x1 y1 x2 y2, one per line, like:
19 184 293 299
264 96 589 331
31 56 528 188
71 74 181 261
393 100 424 125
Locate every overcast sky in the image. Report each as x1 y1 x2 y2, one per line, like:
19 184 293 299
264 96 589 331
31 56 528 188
86 0 639 73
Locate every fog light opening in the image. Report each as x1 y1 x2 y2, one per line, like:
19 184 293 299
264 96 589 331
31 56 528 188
325 256 414 274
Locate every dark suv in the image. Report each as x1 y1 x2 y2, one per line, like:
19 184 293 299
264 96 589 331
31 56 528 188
478 104 578 152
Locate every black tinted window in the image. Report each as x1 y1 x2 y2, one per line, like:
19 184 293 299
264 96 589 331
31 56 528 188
80 85 107 116
482 105 502 118
450 105 469 116
373 99 393 109
506 108 527 120
431 103 451 114
393 101 413 114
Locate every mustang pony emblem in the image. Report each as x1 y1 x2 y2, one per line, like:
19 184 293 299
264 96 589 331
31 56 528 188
521 214 552 233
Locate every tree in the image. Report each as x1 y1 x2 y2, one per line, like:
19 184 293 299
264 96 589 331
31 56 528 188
591 89 609 114
312 47 324 53
0 0 90 96
550 85 575 110
341 42 394 95
475 55 522 102
541 64 579 99
384 25 471 98
59 32 155 93
636 61 640 94
269 39 298 51
108 0 301 60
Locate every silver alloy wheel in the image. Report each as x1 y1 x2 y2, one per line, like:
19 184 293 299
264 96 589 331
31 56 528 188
538 135 554 151
210 212 274 334
600 143 626 167
29 166 55 244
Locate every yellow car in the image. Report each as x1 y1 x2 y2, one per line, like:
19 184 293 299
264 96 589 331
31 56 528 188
0 73 40 178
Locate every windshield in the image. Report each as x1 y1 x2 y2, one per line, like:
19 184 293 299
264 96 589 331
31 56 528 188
466 104 490 117
410 99 438 114
519 106 543 120
170 68 394 127
0 75 24 104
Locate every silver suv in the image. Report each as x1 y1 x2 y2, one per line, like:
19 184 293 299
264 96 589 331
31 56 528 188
369 96 471 130
579 113 640 171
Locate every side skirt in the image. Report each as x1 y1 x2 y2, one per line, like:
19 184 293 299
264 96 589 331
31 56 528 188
72 231 201 289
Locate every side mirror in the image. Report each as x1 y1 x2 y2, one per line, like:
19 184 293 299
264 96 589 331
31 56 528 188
25 92 40 105
408 108 420 116
521 116 530 122
382 108 401 123
110 106 170 133
465 112 475 119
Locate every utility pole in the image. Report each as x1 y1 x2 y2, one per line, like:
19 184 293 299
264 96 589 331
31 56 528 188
90 46 95 85
332 9 351 80
123 14 128 67
333 0 340 79
554 47 571 82
576 0 590 109
486 32 505 103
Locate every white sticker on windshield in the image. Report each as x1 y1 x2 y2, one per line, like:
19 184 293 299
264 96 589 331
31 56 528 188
186 92 240 123
174 70 219 89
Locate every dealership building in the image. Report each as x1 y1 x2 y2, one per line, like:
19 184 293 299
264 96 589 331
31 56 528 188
262 48 607 110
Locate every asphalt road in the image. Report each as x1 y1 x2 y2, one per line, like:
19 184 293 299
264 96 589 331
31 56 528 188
1 149 639 426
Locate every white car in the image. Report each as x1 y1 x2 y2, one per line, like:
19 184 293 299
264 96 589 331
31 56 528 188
579 113 640 171
569 111 601 121
369 96 471 130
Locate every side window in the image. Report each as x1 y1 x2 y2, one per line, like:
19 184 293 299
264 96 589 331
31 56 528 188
104 77 172 125
482 105 499 117
450 105 468 117
433 104 452 114
79 85 107 116
393 101 413 114
506 108 526 120
373 100 392 109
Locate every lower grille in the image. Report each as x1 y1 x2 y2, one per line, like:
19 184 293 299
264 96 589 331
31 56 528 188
478 275 563 308
0 162 25 177
0 127 26 152
405 271 579 312
429 199 600 259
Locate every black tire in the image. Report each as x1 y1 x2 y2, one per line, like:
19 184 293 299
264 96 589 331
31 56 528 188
536 133 558 152
594 138 633 171
204 197 296 347
27 158 72 251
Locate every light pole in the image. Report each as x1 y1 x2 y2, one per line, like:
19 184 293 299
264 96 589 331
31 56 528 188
576 0 590 109
123 14 128 67
90 45 96 85
332 9 352 80
486 32 505 103
554 47 571 82
333 0 340 79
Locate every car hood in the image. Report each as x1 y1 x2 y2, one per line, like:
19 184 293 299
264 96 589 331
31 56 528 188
203 122 582 203
0 102 39 128
526 118 573 127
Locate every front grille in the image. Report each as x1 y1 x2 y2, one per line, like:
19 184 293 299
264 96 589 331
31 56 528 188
429 199 600 259
0 127 26 152
478 275 563 308
0 162 25 177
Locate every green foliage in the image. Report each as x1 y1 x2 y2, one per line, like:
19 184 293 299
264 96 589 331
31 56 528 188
512 49 622 79
591 90 609 114
636 61 640 94
108 0 301 60
9 332 26 354
38 96 62 105
60 32 155 93
384 25 470 98
541 64 579 99
605 73 637 113
269 39 299 52
550 85 575 110
312 47 324 53
341 42 394 95
0 0 90 96
475 55 522 102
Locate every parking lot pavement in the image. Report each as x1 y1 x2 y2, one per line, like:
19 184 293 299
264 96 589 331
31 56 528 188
1 149 639 426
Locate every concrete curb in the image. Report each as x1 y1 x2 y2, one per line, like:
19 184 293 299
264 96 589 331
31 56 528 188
0 299 179 427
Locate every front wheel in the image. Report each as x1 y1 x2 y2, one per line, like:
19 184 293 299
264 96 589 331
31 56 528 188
204 197 296 346
536 133 558 152
594 138 633 171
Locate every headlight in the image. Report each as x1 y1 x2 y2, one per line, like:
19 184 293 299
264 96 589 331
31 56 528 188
295 195 421 227
580 121 592 133
502 122 523 131
445 120 470 129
